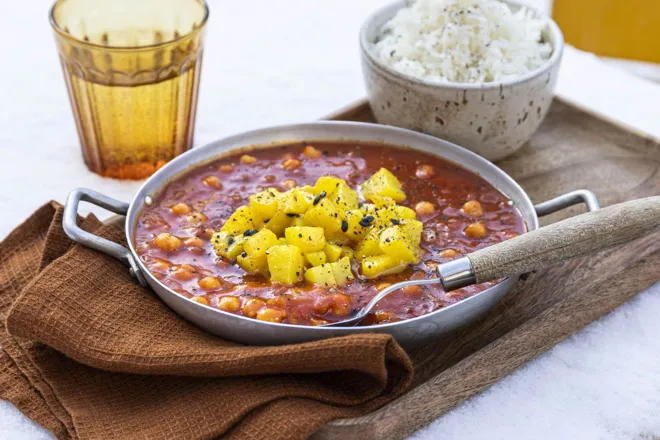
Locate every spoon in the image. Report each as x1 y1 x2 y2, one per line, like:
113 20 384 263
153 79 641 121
323 196 660 327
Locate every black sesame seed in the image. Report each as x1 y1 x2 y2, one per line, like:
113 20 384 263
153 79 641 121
313 191 326 205
228 236 235 245
240 252 247 258
390 219 400 225
341 220 348 232
286 213 298 217
298 233 303 238
359 215 375 227
243 229 258 237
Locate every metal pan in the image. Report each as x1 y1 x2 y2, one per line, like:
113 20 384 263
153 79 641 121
63 122 599 349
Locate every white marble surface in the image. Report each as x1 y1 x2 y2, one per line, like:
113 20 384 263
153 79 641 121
1 1 660 439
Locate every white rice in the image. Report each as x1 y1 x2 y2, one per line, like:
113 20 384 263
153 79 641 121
372 0 552 84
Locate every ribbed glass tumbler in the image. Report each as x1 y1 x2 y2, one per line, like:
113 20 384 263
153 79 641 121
50 0 209 179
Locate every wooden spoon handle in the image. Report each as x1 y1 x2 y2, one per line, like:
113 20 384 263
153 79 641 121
468 196 660 283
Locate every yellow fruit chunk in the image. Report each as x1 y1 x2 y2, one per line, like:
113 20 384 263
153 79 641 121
360 168 406 202
302 198 341 233
400 219 423 244
304 251 327 267
361 255 407 279
278 188 314 214
237 252 269 276
211 232 246 260
332 184 359 212
370 195 396 208
220 205 256 235
314 175 347 198
331 257 354 286
249 188 280 223
264 210 292 236
343 209 370 241
267 244 303 285
325 231 352 246
284 226 326 253
371 205 417 228
244 229 279 258
340 245 355 261
324 243 343 263
304 263 337 287
355 228 383 259
291 216 305 227
299 184 317 194
379 226 420 263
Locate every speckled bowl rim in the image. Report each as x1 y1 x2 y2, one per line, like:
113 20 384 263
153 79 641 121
359 0 565 90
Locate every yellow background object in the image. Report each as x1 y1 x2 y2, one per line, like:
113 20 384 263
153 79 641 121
553 0 660 63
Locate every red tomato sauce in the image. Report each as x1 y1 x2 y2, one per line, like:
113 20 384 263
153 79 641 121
134 142 526 326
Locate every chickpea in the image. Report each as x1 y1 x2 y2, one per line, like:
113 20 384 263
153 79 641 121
171 203 191 216
240 154 257 164
313 301 331 316
376 282 392 291
151 259 170 271
190 296 209 306
203 175 223 190
256 307 287 323
184 237 204 247
154 233 181 252
282 179 297 189
266 294 289 308
462 200 483 217
198 276 221 290
172 266 193 281
424 260 439 271
415 201 435 216
241 298 266 318
401 285 423 295
218 296 241 312
439 248 459 259
416 164 435 179
303 145 322 159
186 212 207 224
465 223 487 238
330 293 352 316
219 163 235 173
281 158 302 171
374 310 395 323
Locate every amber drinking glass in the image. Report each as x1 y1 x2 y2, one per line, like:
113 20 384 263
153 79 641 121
50 0 209 179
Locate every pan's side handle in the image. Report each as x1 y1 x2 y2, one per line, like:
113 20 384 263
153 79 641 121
63 188 147 286
534 189 600 216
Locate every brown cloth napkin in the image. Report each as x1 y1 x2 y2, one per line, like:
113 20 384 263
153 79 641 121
0 202 413 440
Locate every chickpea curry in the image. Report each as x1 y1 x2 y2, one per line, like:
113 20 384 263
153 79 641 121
135 142 526 326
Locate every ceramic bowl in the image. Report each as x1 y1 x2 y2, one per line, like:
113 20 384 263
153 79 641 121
359 0 564 161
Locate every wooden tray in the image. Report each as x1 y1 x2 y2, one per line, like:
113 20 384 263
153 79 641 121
312 99 660 440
